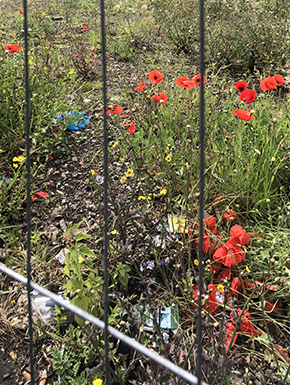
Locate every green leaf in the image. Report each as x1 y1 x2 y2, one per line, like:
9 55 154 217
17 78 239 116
72 277 83 291
79 245 95 257
119 274 128 286
75 233 92 242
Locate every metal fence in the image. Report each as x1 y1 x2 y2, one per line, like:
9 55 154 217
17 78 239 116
0 0 208 384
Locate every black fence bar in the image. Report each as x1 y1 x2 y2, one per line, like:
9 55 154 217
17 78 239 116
0 263 209 385
99 0 110 382
197 0 206 382
23 0 35 382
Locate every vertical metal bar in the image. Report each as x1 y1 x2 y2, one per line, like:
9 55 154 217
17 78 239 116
99 0 110 383
23 0 34 383
197 0 205 382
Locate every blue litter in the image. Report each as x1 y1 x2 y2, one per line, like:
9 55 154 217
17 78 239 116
57 111 91 131
0 177 13 184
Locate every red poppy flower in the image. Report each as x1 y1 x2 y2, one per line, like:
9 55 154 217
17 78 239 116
126 122 136 134
148 70 164 84
273 74 285 86
235 81 247 93
240 89 256 104
224 209 237 222
224 322 238 349
203 232 216 254
151 92 168 105
208 262 222 274
217 268 231 283
192 73 206 87
19 9 23 15
204 215 217 235
176 76 195 89
260 76 277 91
208 286 219 314
107 104 123 115
230 308 258 337
32 191 48 200
135 82 147 91
231 277 241 295
4 44 21 53
213 237 246 267
82 26 88 31
232 109 253 121
230 225 249 245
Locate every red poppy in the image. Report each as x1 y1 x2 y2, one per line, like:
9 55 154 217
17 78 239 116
232 109 253 121
82 26 88 31
230 308 258 337
197 215 218 254
32 191 48 200
213 237 246 267
203 232 216 254
19 9 23 15
235 81 247 93
151 92 168 105
208 262 222 274
126 122 136 134
224 209 237 222
231 277 242 295
208 285 219 314
135 82 147 91
192 73 206 87
148 70 164 84
204 215 217 234
224 323 238 349
230 225 249 245
217 268 231 283
4 44 21 53
176 76 195 89
107 104 123 115
240 89 256 104
260 76 277 91
273 74 285 86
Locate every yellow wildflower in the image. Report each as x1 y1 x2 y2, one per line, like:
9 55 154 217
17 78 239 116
93 380 102 385
165 155 172 162
13 157 20 162
245 266 251 273
13 163 18 168
160 189 167 195
112 141 119 148
194 259 199 266
138 196 146 200
185 162 189 168
18 156 26 162
111 230 117 235
126 169 134 176
90 170 95 176
120 176 127 183
78 257 85 264
271 157 275 162
217 284 224 292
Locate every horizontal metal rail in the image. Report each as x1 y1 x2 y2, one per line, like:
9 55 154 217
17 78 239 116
0 263 208 385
